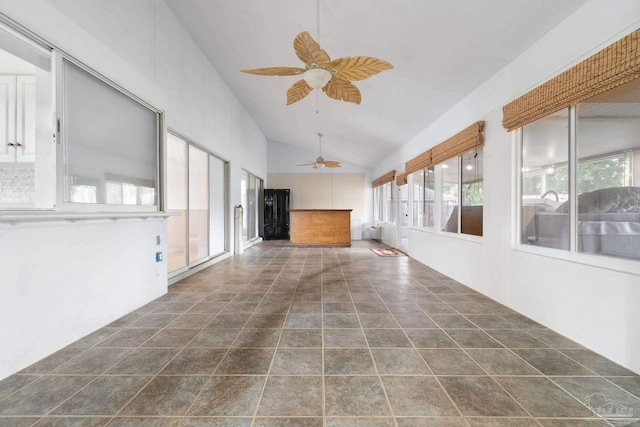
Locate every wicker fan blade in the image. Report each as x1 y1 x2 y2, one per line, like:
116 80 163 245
323 161 342 168
322 77 361 104
293 31 331 67
296 162 316 166
287 80 313 105
241 67 306 76
328 56 393 81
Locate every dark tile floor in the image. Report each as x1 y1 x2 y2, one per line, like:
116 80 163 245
1 240 639 426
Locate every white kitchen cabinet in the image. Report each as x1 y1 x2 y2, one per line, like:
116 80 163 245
0 75 35 163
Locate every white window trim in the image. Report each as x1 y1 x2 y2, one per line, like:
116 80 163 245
409 157 484 242
408 170 436 232
54 51 164 214
514 112 640 275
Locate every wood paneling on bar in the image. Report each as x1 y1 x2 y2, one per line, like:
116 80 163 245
289 209 352 247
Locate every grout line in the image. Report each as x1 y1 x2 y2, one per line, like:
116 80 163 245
4 241 639 424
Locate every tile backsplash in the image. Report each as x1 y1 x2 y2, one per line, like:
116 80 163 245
0 163 35 203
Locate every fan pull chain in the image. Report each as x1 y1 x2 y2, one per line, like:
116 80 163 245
316 91 320 114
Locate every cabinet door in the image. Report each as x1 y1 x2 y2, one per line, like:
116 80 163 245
0 76 16 162
16 75 35 163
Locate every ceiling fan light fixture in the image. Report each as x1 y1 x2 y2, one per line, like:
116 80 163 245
303 68 332 89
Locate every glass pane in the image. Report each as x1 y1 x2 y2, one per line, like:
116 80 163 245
576 80 640 260
374 186 383 222
399 182 409 228
241 170 248 241
461 148 483 236
521 111 569 250
248 175 257 240
122 183 137 204
70 184 96 203
210 155 226 255
412 171 424 227
442 158 459 233
166 133 188 273
106 181 122 204
425 167 435 228
63 59 157 206
385 182 395 223
189 145 209 264
255 177 263 238
139 186 155 205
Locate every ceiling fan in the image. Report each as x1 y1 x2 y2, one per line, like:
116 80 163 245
297 133 341 169
241 31 393 105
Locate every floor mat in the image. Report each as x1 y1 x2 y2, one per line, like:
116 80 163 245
370 247 406 257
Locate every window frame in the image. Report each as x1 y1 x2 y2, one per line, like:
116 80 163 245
166 129 230 278
54 51 164 213
0 18 167 218
515 106 640 271
409 150 483 240
373 185 384 223
383 181 396 224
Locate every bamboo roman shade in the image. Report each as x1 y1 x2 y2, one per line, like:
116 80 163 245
396 172 408 186
405 149 432 175
503 28 640 131
372 170 396 188
405 121 485 174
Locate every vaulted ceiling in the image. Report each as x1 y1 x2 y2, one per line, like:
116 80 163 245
166 0 588 168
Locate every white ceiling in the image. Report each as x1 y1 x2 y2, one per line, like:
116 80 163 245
166 0 588 169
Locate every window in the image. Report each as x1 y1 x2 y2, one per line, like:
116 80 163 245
521 112 569 249
519 79 640 261
412 167 435 228
167 134 188 272
241 169 262 242
374 185 383 222
383 181 396 224
461 149 483 236
440 148 484 236
406 122 484 235
188 145 209 264
372 170 396 224
0 21 163 213
412 170 424 227
62 59 159 210
372 181 397 224
441 157 459 233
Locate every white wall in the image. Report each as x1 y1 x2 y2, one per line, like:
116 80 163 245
379 0 640 373
0 219 167 377
0 0 267 380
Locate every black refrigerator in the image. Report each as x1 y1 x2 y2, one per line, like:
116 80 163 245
263 189 290 240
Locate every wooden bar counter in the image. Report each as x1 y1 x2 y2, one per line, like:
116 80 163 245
289 209 352 247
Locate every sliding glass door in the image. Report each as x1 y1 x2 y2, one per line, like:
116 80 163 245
188 145 209 264
167 132 227 276
167 134 188 272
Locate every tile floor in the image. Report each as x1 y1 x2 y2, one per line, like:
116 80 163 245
1 240 639 426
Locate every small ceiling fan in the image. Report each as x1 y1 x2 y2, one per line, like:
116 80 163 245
241 31 393 105
297 133 341 169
